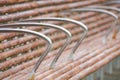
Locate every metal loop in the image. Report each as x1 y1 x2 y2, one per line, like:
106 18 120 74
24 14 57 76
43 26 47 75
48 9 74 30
86 6 120 39
0 28 52 80
20 17 88 67
63 8 118 43
0 22 72 69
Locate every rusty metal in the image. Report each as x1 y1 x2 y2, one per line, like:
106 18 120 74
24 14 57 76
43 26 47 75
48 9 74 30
20 17 88 68
0 28 52 80
0 0 119 80
0 16 111 69
55 41 120 80
69 49 120 80
0 0 105 23
0 17 114 79
0 0 30 6
87 5 120 39
2 20 71 71
104 0 120 5
2 22 112 79
22 35 106 80
88 5 120 12
0 12 96 42
63 8 118 43
0 23 71 62
0 0 76 14
84 6 120 75
0 18 113 80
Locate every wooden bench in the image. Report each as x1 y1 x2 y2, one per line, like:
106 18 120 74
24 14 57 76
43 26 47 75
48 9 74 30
0 0 120 80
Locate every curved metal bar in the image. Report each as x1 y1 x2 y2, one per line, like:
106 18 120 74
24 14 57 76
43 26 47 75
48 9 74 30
0 28 52 80
88 6 120 12
87 6 120 39
104 1 120 5
20 17 88 67
63 8 118 43
0 22 71 69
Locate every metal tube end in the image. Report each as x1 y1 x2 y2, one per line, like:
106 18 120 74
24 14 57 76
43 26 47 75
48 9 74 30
27 71 35 80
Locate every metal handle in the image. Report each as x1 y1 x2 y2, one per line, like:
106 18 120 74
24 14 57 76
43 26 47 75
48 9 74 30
87 6 120 39
0 22 72 69
20 17 88 67
63 8 118 43
0 28 52 80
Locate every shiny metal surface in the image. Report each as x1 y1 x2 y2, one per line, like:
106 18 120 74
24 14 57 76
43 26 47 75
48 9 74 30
0 28 52 80
87 6 120 39
63 8 118 43
20 17 88 67
0 22 72 69
104 1 120 5
88 6 120 12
